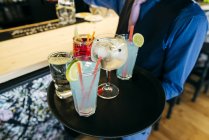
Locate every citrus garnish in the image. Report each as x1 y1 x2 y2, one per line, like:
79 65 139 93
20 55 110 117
66 60 82 81
132 33 144 47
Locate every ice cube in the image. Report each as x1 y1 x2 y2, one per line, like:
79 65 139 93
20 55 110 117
96 46 108 58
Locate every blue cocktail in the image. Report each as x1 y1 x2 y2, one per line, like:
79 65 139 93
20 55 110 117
117 35 139 80
67 56 101 117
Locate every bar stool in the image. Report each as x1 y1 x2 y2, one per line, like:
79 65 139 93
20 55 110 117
186 42 209 102
153 42 209 130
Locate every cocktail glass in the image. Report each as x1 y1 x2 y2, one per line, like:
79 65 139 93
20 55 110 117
73 34 94 57
116 34 139 80
69 56 101 117
48 52 73 99
91 34 128 99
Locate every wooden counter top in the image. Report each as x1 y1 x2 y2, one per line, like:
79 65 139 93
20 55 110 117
0 13 119 83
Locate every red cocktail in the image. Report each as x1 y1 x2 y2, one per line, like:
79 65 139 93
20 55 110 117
73 34 93 57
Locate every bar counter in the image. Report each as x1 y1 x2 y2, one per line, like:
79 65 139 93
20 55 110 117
0 12 119 84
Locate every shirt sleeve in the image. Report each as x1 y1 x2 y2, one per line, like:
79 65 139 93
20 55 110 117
162 14 208 100
83 0 126 14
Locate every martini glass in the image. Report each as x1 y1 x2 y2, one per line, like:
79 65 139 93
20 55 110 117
91 34 128 99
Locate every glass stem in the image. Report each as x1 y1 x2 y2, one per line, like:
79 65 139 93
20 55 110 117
106 71 111 87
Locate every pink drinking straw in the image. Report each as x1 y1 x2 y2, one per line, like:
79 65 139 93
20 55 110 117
122 63 129 78
80 57 102 111
77 61 85 97
129 25 134 41
77 59 88 112
122 26 134 77
86 57 102 99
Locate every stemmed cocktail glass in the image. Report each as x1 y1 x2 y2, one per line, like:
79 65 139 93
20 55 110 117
91 34 128 99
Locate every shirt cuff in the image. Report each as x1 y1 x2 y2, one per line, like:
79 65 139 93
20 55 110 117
162 81 182 100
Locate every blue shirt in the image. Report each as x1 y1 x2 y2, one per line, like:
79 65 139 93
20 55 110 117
84 0 209 100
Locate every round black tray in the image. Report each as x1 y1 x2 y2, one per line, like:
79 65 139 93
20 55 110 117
47 67 165 138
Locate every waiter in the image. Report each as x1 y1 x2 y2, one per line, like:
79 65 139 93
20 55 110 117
84 0 208 139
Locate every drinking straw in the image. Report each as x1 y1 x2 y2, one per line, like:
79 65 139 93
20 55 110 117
86 57 102 99
122 63 129 78
122 26 135 77
77 61 88 112
77 61 85 97
87 34 90 46
91 31 95 40
129 25 134 41
80 57 102 110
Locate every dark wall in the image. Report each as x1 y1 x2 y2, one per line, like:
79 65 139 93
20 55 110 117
28 0 57 23
0 0 89 29
75 0 90 13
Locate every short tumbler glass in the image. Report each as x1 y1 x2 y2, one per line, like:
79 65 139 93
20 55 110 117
48 52 73 99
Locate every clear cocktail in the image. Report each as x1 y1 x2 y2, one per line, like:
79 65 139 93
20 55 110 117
91 34 128 99
48 52 73 99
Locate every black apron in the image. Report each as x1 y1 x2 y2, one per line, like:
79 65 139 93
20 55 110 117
116 0 192 78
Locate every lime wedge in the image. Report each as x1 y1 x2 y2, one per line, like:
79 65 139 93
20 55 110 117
133 33 144 47
66 60 82 81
